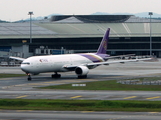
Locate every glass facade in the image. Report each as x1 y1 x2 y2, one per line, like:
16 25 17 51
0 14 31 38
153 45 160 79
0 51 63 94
27 37 161 56
1 36 161 57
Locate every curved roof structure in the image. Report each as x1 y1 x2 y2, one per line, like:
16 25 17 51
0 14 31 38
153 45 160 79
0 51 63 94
51 15 131 23
0 15 161 39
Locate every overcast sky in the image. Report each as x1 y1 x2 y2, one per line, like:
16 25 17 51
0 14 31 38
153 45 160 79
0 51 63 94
1 0 160 21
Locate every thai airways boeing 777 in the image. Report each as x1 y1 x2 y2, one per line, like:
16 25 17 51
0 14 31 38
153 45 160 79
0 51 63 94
10 28 151 80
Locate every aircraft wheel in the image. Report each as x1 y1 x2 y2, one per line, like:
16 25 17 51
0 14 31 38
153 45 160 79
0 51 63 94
28 77 32 81
58 74 61 78
51 74 61 78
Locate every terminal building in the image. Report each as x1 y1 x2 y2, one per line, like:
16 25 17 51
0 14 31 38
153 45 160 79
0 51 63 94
0 15 161 61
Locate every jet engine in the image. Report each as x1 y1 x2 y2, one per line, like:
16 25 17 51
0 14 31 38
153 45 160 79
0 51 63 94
75 66 89 78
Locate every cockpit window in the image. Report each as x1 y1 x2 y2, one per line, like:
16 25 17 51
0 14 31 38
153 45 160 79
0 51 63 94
22 62 30 65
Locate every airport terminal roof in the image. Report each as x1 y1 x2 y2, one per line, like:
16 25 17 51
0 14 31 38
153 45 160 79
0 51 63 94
0 15 161 39
50 15 131 23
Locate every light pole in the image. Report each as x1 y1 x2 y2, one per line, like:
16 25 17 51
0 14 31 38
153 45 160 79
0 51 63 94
28 12 33 44
149 12 153 56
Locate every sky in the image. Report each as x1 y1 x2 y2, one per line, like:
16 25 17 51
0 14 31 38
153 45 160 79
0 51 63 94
0 0 161 21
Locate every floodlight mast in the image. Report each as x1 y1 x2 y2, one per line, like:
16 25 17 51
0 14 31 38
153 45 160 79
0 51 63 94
28 12 34 44
149 12 153 56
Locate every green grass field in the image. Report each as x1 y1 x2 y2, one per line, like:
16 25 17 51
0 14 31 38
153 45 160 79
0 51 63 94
0 99 161 112
1 74 161 111
40 78 161 91
0 73 25 78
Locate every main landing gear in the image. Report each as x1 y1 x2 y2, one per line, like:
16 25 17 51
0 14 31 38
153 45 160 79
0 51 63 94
26 72 61 81
51 72 61 78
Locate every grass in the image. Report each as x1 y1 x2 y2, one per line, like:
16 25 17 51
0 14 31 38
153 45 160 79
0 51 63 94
0 99 161 112
40 78 161 91
0 74 161 111
0 73 25 78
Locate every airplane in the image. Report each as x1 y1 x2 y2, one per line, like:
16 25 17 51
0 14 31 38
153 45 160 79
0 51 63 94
10 28 152 81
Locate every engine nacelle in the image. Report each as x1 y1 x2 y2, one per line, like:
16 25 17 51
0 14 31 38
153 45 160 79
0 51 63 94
75 66 89 76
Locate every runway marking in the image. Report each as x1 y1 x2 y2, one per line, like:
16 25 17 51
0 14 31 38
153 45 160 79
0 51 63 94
54 82 66 84
16 95 28 99
149 112 159 114
108 115 131 120
2 85 15 89
27 83 50 86
71 96 82 99
63 80 84 83
123 96 137 99
15 84 26 87
146 96 160 100
16 110 33 112
81 111 95 113
112 111 161 120
79 79 88 80
44 82 55 83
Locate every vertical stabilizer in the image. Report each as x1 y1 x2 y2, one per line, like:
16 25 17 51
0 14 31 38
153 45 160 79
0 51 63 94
96 28 110 54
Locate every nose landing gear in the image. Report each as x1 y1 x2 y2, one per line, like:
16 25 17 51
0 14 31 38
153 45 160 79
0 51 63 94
27 73 32 81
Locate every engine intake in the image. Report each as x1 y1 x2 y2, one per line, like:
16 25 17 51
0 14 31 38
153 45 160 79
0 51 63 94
75 66 89 76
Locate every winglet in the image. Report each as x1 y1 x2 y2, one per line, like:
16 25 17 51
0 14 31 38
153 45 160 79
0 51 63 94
96 28 110 54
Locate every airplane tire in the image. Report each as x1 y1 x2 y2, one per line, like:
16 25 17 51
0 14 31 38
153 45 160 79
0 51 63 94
58 74 61 78
28 77 31 81
51 75 54 78
52 74 61 78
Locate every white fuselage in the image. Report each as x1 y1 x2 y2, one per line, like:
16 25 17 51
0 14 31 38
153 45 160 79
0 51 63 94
21 53 104 74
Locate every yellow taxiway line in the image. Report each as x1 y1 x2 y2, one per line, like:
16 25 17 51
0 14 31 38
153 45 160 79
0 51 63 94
16 95 28 99
146 96 160 100
70 96 82 99
124 96 137 99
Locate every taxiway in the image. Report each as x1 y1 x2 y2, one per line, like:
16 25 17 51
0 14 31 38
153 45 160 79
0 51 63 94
0 60 161 120
0 110 161 120
0 60 161 101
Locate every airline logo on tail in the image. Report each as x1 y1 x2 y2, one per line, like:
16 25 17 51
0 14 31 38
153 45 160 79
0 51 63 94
102 40 107 51
97 28 110 54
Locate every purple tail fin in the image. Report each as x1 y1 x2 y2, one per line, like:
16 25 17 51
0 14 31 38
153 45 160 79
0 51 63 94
96 28 110 54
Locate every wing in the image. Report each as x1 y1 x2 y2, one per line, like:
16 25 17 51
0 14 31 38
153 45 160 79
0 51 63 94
87 58 152 66
107 54 135 59
9 56 26 61
63 58 152 69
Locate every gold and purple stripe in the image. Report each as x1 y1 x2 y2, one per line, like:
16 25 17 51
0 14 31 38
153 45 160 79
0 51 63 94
79 53 105 63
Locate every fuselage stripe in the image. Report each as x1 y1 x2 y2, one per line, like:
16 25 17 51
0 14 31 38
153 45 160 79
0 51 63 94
79 53 104 63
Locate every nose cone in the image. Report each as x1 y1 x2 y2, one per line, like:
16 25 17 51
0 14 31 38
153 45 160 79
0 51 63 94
21 64 26 72
21 61 31 73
